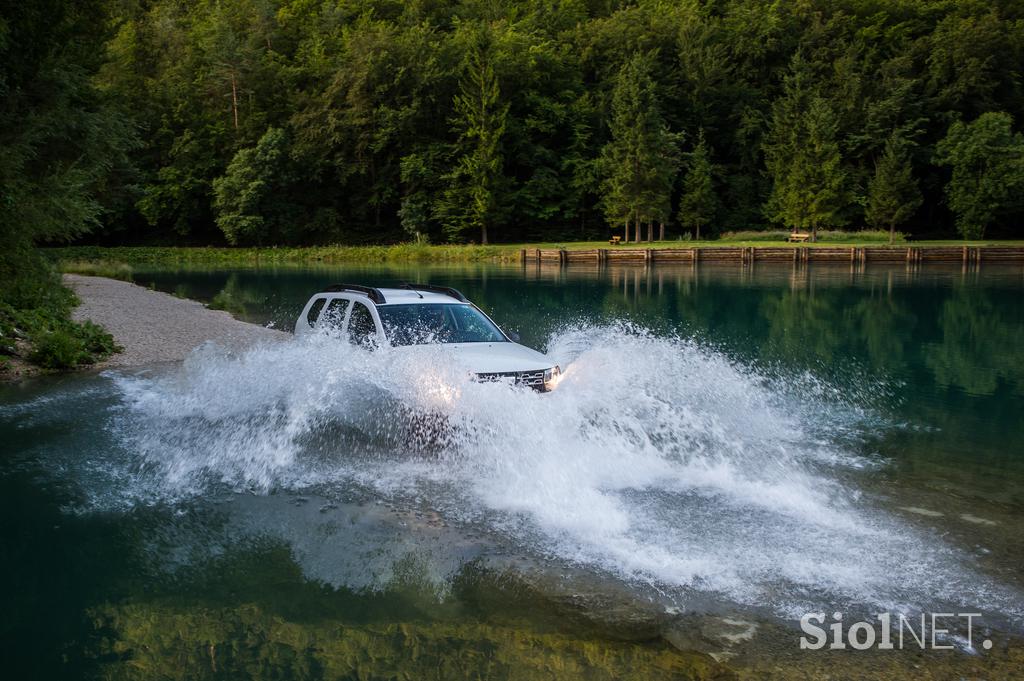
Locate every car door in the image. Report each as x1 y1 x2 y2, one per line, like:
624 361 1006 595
344 300 382 349
298 296 329 334
317 297 351 333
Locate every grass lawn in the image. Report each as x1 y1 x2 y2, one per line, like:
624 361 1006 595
516 239 1024 248
47 236 1024 269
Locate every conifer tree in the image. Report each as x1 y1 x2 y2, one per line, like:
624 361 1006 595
600 51 678 242
679 131 718 240
764 58 849 241
866 137 922 243
438 47 508 244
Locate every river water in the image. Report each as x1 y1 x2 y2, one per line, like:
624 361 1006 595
2 262 1022 678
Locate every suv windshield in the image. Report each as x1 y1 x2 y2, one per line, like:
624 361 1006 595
378 304 506 346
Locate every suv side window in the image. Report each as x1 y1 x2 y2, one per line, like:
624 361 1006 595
319 299 350 332
347 302 378 349
306 297 327 327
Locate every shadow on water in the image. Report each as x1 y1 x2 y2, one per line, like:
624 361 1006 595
0 424 141 678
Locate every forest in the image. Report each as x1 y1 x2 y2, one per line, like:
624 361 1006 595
7 0 1024 251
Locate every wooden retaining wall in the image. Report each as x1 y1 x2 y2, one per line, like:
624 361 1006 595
521 246 1024 266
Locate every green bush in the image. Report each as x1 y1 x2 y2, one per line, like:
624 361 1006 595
29 329 88 369
0 252 120 372
20 317 117 368
20 317 119 370
79 320 119 357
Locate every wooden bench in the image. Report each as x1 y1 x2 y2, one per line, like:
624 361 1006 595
609 236 622 245
787 232 811 243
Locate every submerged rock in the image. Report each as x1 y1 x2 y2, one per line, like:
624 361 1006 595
88 601 731 681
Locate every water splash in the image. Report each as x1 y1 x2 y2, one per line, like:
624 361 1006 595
101 324 1020 622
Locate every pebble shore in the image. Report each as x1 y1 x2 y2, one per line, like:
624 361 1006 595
64 274 286 368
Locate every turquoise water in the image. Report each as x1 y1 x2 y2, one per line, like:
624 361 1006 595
2 262 1022 678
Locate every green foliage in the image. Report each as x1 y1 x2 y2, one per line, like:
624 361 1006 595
866 137 923 243
438 45 510 244
935 112 1024 239
764 58 850 239
214 127 299 245
678 131 718 240
28 321 118 370
399 149 445 241
25 331 82 369
599 51 680 241
0 0 126 373
0 273 119 371
6 0 1024 260
1 2 137 249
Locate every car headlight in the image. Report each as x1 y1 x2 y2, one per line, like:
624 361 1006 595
543 365 561 390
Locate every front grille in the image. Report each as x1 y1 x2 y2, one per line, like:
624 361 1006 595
475 370 547 390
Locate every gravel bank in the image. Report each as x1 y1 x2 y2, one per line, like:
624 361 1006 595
65 274 287 368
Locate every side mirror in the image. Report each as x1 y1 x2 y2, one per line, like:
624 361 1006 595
507 331 521 342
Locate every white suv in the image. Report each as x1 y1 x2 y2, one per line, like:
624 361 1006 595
296 283 561 391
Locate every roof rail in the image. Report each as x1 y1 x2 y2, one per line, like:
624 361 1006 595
321 284 387 304
400 283 468 302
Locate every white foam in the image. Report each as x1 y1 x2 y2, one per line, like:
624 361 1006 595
98 323 1021 621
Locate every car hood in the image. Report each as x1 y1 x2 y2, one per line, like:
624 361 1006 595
393 341 553 373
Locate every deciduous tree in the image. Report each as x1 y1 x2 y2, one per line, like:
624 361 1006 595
213 127 298 245
935 112 1024 240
